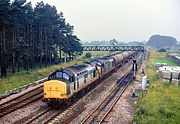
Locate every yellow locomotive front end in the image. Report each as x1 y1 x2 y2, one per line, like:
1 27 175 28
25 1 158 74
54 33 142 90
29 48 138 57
43 69 73 106
44 80 68 100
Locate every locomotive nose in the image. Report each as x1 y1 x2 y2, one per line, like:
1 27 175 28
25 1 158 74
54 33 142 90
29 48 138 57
43 80 68 99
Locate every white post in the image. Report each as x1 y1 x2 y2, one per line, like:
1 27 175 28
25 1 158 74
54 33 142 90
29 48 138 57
142 75 147 90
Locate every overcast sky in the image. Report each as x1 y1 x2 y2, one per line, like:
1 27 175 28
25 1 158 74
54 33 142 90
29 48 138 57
28 0 180 41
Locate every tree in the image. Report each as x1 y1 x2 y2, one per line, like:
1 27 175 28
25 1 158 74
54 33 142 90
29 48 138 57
85 52 92 58
146 35 177 48
0 0 82 77
0 0 11 77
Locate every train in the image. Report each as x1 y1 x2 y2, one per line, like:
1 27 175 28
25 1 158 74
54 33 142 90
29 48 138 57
43 51 139 106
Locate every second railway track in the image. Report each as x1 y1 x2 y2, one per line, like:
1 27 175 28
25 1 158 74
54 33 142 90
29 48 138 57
0 85 43 118
24 101 85 124
81 70 134 124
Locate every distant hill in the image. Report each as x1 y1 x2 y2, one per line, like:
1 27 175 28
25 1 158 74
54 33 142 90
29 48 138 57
146 35 177 48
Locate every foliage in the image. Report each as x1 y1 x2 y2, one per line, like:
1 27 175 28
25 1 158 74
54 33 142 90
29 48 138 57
146 35 177 48
134 50 180 124
0 0 82 77
84 52 92 58
158 48 167 52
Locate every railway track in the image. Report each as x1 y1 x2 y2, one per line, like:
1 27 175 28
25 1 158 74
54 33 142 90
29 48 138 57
0 85 43 118
0 53 142 124
24 107 56 124
24 101 85 124
44 102 85 124
80 70 134 124
25 55 140 124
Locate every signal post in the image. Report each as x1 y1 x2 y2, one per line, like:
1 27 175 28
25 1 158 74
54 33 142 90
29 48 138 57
132 59 137 98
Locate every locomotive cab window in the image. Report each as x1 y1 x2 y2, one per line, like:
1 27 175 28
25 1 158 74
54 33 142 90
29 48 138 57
56 72 62 78
63 72 70 80
48 71 72 81
97 62 102 66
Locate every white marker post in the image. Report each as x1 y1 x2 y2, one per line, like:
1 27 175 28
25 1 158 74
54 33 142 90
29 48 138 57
132 60 137 98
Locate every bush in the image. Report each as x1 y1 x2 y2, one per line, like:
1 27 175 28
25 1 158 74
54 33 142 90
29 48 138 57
158 48 167 52
85 52 92 58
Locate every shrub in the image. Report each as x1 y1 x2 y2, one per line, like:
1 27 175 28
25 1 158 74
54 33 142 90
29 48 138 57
85 52 92 58
158 48 167 52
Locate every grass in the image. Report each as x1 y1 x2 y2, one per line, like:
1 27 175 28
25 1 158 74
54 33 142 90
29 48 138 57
0 61 82 95
134 50 180 124
150 51 177 66
156 57 177 66
0 51 110 95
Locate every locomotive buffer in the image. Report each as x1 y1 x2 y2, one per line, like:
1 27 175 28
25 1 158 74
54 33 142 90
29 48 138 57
132 59 137 98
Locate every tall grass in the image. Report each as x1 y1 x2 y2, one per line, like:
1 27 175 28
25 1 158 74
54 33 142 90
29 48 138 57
134 50 180 124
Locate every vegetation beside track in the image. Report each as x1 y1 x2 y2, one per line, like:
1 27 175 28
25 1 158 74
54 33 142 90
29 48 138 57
134 50 180 123
156 55 177 66
0 60 82 95
0 51 110 95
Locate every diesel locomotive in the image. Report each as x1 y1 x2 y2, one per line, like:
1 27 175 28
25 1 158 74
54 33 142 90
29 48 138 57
43 51 137 105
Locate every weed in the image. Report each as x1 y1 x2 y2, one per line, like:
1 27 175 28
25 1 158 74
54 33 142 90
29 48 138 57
134 50 180 123
137 106 149 116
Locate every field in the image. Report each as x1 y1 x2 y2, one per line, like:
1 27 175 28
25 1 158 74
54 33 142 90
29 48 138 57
156 57 177 66
134 50 180 124
0 51 110 95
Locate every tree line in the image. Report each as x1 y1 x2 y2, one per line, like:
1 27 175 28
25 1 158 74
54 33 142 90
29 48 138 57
0 0 82 77
146 35 178 48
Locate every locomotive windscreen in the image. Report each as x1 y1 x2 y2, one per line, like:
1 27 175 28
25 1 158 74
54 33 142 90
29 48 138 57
48 70 71 81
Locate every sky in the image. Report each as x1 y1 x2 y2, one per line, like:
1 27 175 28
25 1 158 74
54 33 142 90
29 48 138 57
28 0 180 42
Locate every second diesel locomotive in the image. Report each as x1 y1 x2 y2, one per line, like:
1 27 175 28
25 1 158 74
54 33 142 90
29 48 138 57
43 51 137 105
